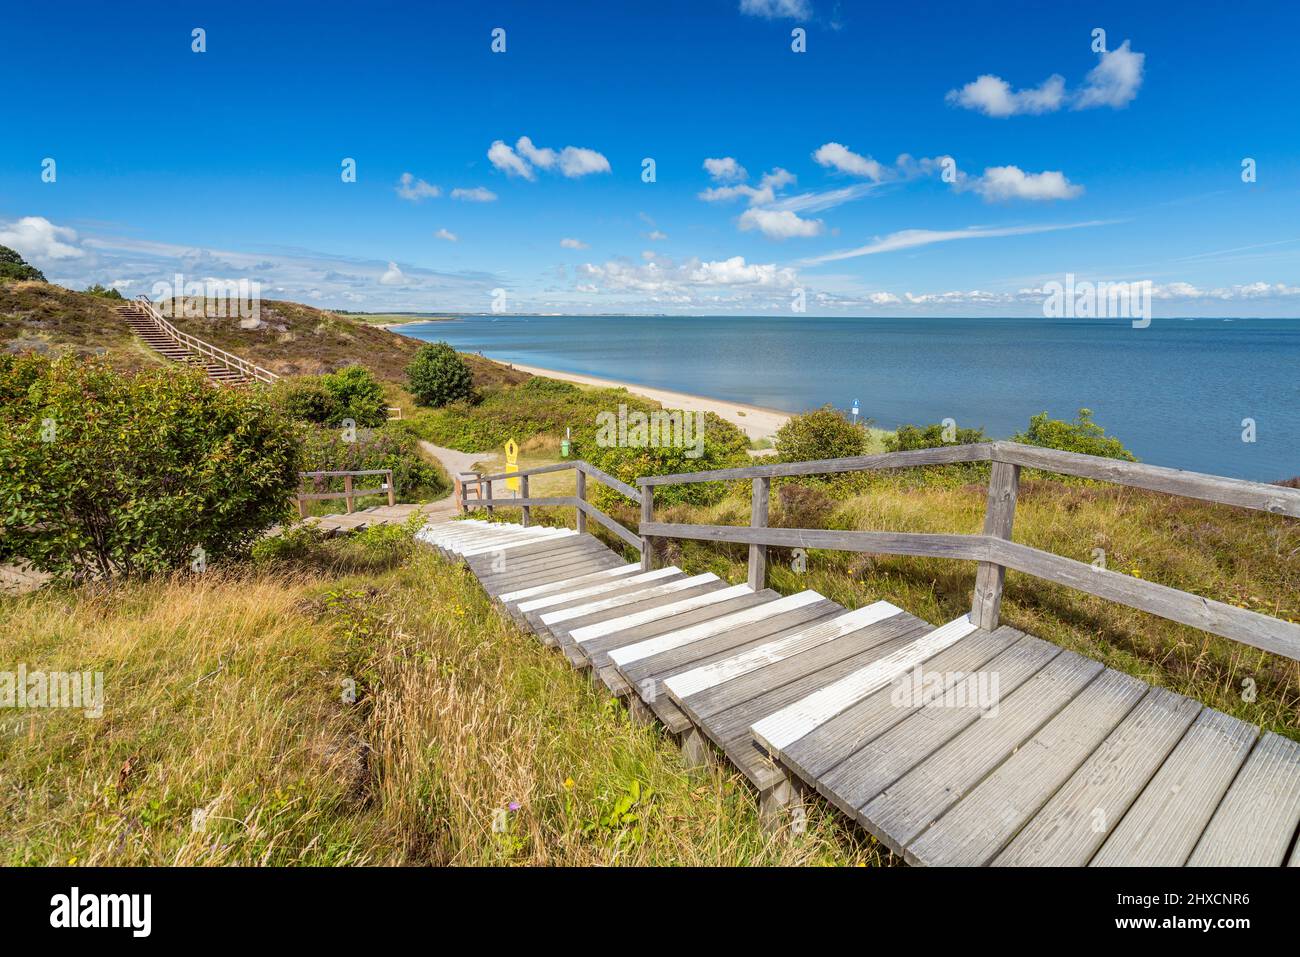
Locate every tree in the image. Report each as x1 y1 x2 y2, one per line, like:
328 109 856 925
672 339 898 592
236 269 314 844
774 404 869 463
407 342 474 407
0 354 302 579
84 283 125 300
321 364 387 427
1014 408 1136 461
0 245 46 282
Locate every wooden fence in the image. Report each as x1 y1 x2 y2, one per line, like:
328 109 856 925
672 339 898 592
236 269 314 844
133 296 280 385
633 441 1300 663
296 469 396 517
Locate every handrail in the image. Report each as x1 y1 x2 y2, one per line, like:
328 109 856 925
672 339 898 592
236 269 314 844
133 296 280 385
296 468 395 517
632 442 1300 662
465 459 643 552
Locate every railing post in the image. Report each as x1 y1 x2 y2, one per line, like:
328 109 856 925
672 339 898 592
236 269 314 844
640 484 655 571
748 477 770 591
344 474 355 514
575 467 587 534
386 469 396 507
484 477 494 518
971 460 1020 630
520 474 530 527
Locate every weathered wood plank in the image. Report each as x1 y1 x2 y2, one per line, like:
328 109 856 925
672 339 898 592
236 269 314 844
637 443 994 486
497 563 641 603
1187 731 1300 867
577 461 642 504
576 499 642 550
907 668 1147 866
861 650 1103 855
571 584 753 647
814 634 1060 821
750 616 979 757
538 573 718 626
747 477 770 591
1091 708 1258 866
995 686 1202 867
515 567 681 614
640 522 989 562
970 461 1019 630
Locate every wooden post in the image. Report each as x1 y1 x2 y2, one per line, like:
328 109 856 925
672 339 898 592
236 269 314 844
297 495 307 519
971 461 1020 630
575 468 587 534
640 484 654 571
520 475 530 527
484 477 494 518
344 474 355 514
386 470 396 507
748 476 770 591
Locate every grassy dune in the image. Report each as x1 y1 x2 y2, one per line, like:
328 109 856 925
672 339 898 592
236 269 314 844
0 527 876 866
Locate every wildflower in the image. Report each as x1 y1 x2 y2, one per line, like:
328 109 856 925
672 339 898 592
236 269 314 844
508 801 520 811
563 777 574 790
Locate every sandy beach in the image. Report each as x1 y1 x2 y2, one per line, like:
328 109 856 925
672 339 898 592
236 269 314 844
503 361 790 441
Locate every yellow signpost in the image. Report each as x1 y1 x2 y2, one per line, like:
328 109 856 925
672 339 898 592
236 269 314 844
505 438 520 492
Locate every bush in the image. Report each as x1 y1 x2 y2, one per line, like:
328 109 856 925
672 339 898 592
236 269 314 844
0 245 45 283
268 375 340 425
1014 408 1136 461
84 284 125 300
301 422 448 502
407 342 474 407
885 422 988 452
0 354 302 579
774 405 870 464
321 364 387 427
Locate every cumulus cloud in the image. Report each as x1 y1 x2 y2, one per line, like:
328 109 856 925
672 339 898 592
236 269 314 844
739 207 824 239
945 74 1066 117
489 136 611 180
395 173 441 201
435 228 458 242
451 186 497 202
947 41 1144 116
576 254 798 302
560 237 589 249
1074 41 1145 110
739 0 811 19
812 142 886 180
0 216 85 261
379 262 407 285
966 166 1084 201
703 157 748 182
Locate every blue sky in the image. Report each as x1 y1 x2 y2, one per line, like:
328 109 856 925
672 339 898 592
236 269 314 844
3 0 1298 315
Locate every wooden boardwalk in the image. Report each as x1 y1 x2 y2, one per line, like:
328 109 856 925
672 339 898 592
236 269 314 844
418 518 1300 867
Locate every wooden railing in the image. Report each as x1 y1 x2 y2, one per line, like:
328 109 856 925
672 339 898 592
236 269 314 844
635 441 1300 663
296 469 396 517
465 460 644 552
133 296 280 385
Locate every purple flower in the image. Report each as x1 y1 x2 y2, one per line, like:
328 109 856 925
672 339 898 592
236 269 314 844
508 801 520 811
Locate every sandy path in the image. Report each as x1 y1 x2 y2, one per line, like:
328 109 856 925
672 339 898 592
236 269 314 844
417 441 498 517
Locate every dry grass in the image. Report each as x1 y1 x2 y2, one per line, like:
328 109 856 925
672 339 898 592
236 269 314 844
0 530 880 866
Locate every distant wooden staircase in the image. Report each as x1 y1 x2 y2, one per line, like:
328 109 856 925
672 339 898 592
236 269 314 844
118 297 279 387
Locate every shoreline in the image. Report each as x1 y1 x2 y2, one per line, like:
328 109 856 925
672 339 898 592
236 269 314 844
500 361 791 441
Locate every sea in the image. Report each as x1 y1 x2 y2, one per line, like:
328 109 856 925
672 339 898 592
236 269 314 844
395 314 1299 482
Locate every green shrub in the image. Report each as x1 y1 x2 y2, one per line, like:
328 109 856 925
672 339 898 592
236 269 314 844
0 354 302 579
0 245 45 283
1014 408 1136 461
84 284 125 300
774 405 870 464
407 342 474 407
301 422 447 502
321 364 387 427
885 422 989 452
268 375 340 425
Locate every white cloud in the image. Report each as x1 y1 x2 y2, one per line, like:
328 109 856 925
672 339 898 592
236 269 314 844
703 157 748 182
577 254 798 301
488 140 534 179
560 238 589 249
760 167 797 190
947 41 1144 117
968 166 1084 202
739 207 824 239
451 186 497 202
395 172 441 202
1074 41 1145 110
812 142 886 180
489 136 610 180
647 230 668 240
945 74 1066 117
739 0 811 19
801 220 1112 264
698 183 774 205
435 228 458 242
379 262 407 285
0 216 85 261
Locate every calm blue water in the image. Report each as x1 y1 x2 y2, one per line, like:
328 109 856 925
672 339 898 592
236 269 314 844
399 315 1300 482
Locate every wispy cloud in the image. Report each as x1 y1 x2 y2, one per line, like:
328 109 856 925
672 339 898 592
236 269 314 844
488 136 611 180
395 172 441 202
451 186 497 202
739 0 810 19
800 220 1115 265
947 41 1144 117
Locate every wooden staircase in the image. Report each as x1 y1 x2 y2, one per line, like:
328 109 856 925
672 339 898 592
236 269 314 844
117 301 264 386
